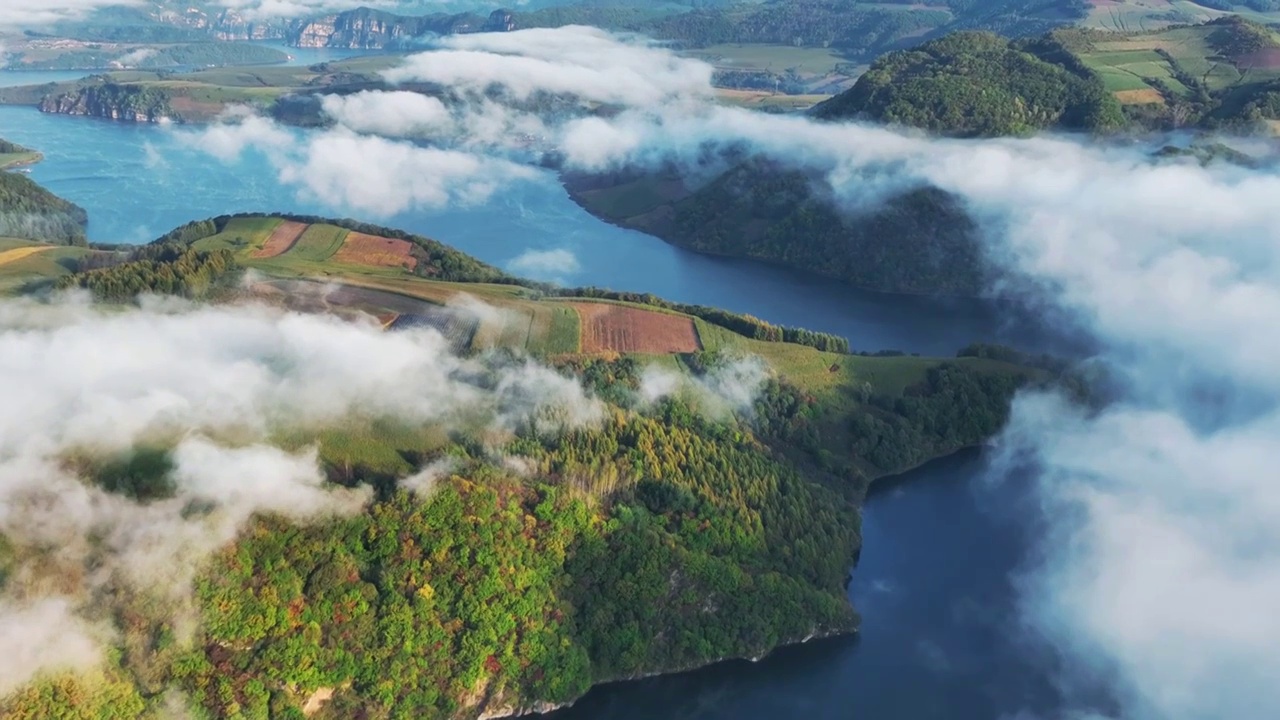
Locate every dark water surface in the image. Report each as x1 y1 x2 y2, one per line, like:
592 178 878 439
0 107 1074 718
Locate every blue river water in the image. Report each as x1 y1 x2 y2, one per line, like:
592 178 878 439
0 101 1079 719
0 103 1055 356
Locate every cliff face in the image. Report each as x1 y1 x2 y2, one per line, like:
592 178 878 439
289 8 514 48
147 5 290 41
38 84 175 124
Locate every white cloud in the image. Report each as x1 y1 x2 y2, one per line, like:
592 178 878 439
321 90 455 137
0 0 142 28
384 25 715 107
0 599 103 695
639 355 768 417
187 115 542 215
111 47 157 68
506 247 579 281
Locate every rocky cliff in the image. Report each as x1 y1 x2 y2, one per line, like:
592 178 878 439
289 8 514 48
38 83 175 124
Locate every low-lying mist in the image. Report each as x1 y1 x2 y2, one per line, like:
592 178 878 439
0 293 602 691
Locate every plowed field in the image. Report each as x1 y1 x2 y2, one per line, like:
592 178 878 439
252 221 308 258
571 303 700 354
333 233 418 270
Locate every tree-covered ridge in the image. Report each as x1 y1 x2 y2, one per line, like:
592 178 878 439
814 31 1125 136
0 171 89 246
566 160 984 296
54 242 236 300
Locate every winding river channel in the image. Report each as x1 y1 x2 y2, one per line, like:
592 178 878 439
0 85 1076 718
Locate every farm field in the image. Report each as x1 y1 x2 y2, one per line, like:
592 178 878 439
288 224 349 263
1075 18 1280 105
0 239 89 293
251 220 307 258
714 89 833 111
333 232 418 270
0 244 53 267
1082 0 1280 32
192 216 281 253
687 44 852 75
571 302 702 354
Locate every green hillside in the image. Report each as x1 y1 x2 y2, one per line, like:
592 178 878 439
814 31 1125 136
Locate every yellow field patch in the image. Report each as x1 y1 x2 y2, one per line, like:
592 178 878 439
0 245 53 267
1115 88 1166 105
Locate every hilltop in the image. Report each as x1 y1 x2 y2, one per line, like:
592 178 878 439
0 212 1057 719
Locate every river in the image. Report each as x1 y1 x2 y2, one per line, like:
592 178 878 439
0 103 1076 718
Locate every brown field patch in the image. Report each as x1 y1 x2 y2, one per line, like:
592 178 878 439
1115 88 1166 105
0 245 52 266
252 221 308 259
333 233 418 271
571 303 701 354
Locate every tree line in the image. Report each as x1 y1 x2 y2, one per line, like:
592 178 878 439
56 242 236 300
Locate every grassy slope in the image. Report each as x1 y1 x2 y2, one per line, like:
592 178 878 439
2 214 1037 482
0 238 90 293
0 152 42 169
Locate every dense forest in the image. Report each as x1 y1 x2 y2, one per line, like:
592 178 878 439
0 171 89 245
54 242 236 300
566 159 985 296
0 339 1045 717
813 31 1125 136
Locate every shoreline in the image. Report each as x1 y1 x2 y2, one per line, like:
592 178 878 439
483 624 859 720
0 151 43 170
488 443 988 720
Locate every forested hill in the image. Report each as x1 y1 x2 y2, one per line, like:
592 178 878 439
0 144 88 246
565 162 983 296
813 31 1126 136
